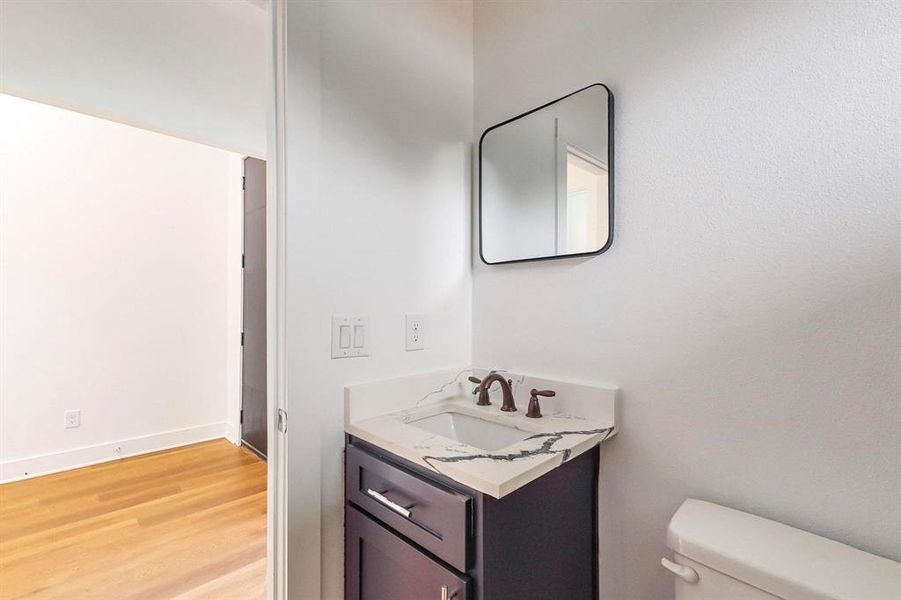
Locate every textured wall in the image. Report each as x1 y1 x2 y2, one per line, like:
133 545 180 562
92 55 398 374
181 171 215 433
472 2 901 598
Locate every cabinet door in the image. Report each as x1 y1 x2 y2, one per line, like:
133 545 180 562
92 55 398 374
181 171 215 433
346 506 469 600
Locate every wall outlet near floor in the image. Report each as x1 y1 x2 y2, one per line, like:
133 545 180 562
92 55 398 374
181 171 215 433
65 410 81 429
405 314 425 351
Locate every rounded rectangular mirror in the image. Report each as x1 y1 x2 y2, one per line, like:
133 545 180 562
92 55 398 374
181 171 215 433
479 83 614 264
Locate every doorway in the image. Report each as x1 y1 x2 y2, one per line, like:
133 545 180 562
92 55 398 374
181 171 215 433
0 93 270 598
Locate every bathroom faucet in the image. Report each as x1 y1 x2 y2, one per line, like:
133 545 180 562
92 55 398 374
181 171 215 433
468 372 517 412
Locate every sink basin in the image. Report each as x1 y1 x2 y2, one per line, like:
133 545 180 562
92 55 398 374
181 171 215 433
408 412 531 451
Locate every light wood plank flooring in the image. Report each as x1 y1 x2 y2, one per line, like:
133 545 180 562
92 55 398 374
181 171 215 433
0 439 266 599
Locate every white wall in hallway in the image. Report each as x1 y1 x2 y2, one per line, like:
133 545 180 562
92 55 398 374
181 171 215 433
472 1 900 598
0 0 267 157
0 94 243 480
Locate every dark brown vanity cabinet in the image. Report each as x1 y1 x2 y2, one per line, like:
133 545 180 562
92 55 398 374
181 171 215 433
346 507 470 600
344 436 600 600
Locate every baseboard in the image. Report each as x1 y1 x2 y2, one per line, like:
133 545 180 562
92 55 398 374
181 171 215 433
0 422 228 483
225 421 241 445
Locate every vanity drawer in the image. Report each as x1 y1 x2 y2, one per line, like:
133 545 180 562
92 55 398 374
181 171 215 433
345 443 472 572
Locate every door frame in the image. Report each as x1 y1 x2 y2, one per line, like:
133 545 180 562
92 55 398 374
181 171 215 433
268 2 325 598
266 2 289 598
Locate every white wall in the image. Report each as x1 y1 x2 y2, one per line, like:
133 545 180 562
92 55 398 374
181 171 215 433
0 0 267 157
473 2 901 599
0 94 243 480
283 1 473 596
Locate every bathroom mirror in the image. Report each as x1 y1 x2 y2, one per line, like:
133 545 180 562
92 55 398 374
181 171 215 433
479 84 613 264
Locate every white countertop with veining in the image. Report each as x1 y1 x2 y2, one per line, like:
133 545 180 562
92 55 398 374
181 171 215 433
344 368 618 498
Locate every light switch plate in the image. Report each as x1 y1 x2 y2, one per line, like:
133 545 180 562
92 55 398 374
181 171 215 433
332 315 369 359
405 314 424 351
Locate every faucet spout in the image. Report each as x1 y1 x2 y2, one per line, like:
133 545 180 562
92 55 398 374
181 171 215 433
471 372 517 412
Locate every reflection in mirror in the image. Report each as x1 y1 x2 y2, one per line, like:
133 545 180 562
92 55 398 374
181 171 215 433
479 84 613 264
564 146 608 254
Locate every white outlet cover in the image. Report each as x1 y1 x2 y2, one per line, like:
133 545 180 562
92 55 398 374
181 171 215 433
65 410 81 428
332 315 369 359
406 314 424 351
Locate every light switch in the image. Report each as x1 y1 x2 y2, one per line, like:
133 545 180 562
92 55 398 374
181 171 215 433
332 315 369 359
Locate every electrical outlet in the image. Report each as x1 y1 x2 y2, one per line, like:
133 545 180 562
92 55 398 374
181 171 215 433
65 410 81 429
406 314 424 351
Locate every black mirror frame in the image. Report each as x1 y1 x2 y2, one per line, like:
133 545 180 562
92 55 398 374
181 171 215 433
478 83 614 265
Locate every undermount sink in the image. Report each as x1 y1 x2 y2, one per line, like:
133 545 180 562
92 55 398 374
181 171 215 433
409 412 531 451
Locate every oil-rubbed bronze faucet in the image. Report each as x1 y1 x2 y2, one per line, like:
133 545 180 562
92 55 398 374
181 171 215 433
468 373 517 411
526 389 555 418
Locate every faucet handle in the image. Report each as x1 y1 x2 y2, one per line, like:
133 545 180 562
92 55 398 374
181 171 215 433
467 376 482 384
526 389 555 418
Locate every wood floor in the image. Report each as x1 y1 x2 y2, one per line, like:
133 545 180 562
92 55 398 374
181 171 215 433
0 439 266 599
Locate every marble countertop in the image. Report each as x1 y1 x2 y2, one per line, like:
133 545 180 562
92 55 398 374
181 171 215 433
344 368 618 498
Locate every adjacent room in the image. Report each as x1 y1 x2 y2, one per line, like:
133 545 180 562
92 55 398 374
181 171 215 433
0 1 270 597
0 91 269 598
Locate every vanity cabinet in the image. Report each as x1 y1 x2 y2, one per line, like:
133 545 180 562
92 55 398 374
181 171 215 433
346 507 470 600
345 435 600 600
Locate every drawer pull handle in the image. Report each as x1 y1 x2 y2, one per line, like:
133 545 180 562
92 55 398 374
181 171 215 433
440 585 449 600
661 557 699 583
366 488 412 518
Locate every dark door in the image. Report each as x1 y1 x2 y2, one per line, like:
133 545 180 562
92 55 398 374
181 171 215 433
345 506 469 600
241 157 267 458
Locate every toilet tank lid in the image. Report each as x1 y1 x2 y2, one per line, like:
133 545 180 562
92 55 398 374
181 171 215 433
667 499 901 600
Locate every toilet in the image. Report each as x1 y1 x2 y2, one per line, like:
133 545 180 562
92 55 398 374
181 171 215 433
664 499 901 600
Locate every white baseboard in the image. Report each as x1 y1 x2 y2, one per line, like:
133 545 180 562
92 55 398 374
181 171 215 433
225 421 241 445
0 422 228 483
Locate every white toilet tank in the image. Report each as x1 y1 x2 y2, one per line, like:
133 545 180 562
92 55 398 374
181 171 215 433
664 499 901 600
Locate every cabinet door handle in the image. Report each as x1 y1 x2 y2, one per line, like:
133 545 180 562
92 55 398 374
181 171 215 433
440 585 449 600
661 557 699 583
365 488 412 518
